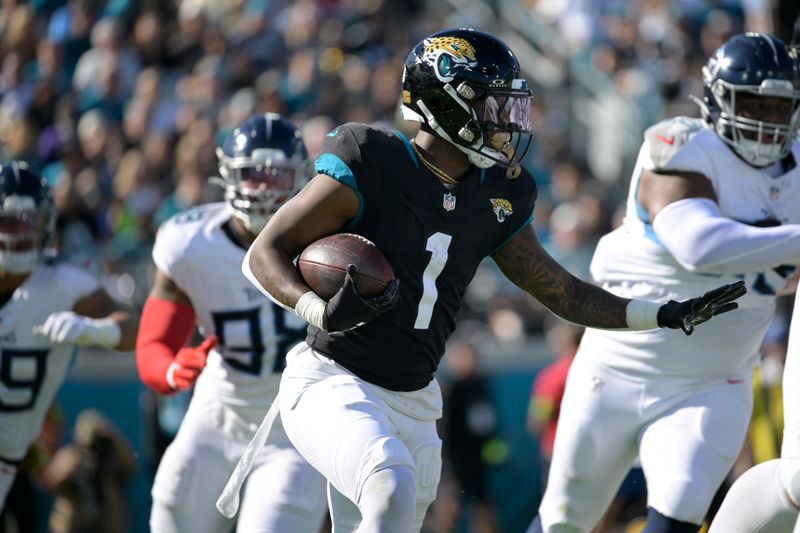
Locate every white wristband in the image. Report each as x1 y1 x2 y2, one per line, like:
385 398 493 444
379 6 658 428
295 291 328 331
625 299 661 331
86 317 122 348
166 362 179 390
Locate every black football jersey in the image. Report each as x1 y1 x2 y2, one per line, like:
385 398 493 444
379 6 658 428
308 123 537 391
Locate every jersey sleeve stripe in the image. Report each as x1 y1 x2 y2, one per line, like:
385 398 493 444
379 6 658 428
315 153 357 187
632 168 666 246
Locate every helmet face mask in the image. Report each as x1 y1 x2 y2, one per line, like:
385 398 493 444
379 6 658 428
401 28 534 173
700 33 800 168
0 208 50 273
714 88 799 166
0 162 55 275
214 114 311 234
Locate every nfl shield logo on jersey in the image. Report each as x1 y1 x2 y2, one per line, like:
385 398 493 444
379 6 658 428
443 193 456 211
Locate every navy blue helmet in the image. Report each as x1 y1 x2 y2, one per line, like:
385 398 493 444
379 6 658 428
699 33 800 167
0 161 55 274
214 113 311 233
401 28 533 176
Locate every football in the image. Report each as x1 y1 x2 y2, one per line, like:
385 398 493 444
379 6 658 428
297 233 395 300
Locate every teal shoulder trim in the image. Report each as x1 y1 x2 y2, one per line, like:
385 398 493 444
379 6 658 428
314 153 364 228
491 212 534 255
315 153 358 189
632 168 663 245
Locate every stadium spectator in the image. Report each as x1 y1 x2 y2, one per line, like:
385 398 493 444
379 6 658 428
40 409 135 533
443 340 501 533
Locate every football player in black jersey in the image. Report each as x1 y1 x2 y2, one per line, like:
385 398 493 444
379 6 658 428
241 28 746 532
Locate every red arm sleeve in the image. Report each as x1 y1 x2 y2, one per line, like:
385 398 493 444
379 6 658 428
136 297 196 394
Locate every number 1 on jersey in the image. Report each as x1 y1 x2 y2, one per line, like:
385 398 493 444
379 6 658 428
415 232 452 329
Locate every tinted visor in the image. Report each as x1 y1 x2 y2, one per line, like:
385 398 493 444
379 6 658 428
237 165 297 190
0 210 47 251
736 93 797 125
476 91 533 133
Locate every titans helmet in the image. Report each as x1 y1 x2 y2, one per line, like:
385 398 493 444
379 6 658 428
214 113 311 234
699 33 800 167
401 28 534 175
0 161 56 274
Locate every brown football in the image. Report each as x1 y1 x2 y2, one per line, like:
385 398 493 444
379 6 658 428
298 233 394 300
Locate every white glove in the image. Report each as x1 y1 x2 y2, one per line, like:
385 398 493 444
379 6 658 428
33 311 121 348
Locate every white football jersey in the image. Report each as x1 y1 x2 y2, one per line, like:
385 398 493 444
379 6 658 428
152 203 307 438
0 261 101 460
584 116 800 380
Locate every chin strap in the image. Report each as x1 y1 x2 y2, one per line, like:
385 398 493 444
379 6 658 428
415 99 498 169
506 163 521 178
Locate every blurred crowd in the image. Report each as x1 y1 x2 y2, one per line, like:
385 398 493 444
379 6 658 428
3 0 796 331
1 0 798 531
0 0 436 309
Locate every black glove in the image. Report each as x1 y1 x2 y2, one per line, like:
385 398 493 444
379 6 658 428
324 265 400 332
656 280 747 336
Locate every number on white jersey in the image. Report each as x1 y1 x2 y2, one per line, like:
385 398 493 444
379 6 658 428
0 349 49 412
211 303 305 375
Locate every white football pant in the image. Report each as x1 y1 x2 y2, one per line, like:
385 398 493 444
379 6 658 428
0 460 16 511
538 358 752 531
150 404 327 533
709 459 800 532
279 342 443 533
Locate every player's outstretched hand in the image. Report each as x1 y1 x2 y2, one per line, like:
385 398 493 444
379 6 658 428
167 336 217 391
324 265 400 332
656 280 747 336
33 311 121 347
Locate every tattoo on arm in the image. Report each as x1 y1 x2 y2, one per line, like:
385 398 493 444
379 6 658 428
494 232 629 329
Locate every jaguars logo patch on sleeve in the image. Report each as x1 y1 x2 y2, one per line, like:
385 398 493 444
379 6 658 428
644 117 706 171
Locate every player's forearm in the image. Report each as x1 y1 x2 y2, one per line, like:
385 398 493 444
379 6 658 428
135 340 175 394
493 232 630 329
521 265 630 329
135 297 195 394
654 198 800 273
107 309 138 351
243 238 311 311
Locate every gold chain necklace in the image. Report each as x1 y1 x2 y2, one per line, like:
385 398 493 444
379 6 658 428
411 141 460 185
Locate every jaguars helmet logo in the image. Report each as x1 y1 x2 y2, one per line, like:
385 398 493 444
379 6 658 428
422 36 478 82
490 198 513 223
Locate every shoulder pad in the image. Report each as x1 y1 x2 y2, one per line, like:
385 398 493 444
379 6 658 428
644 117 707 170
165 204 217 227
153 204 223 273
331 122 397 144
